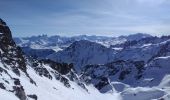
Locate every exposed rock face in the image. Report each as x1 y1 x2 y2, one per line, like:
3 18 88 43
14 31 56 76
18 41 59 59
27 94 38 100
0 18 26 75
39 59 73 75
0 18 28 100
13 78 27 100
28 58 86 89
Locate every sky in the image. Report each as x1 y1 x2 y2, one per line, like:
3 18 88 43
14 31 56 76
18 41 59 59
1 0 170 37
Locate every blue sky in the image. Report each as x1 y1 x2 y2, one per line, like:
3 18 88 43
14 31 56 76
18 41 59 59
1 0 170 37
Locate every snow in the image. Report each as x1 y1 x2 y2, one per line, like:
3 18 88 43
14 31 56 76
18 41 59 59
141 43 152 48
0 89 19 100
111 82 130 92
159 75 170 88
112 47 123 51
121 87 165 100
18 65 121 100
156 56 170 59
0 54 170 100
0 60 122 100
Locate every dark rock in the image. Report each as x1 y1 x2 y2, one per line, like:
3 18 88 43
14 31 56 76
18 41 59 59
0 83 6 89
0 18 7 25
40 59 73 75
13 78 20 85
95 77 109 90
13 86 27 100
28 94 38 100
119 70 131 80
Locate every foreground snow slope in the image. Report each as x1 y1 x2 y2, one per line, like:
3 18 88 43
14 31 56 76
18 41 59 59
23 65 121 100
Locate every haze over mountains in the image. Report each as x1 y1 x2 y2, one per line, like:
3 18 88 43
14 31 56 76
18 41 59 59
1 18 170 100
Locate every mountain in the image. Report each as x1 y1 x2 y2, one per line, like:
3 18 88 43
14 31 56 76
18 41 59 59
1 18 170 100
47 40 116 72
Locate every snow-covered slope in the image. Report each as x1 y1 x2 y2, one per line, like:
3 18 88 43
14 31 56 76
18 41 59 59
0 58 121 100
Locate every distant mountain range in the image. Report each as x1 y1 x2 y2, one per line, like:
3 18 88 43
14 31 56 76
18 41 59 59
14 33 152 60
14 33 152 51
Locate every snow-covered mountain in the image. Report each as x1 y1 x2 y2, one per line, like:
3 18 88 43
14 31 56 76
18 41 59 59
1 18 170 100
47 40 116 72
14 33 152 50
